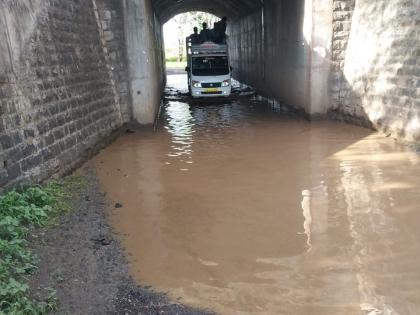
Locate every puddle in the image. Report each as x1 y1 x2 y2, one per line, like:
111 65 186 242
93 74 420 315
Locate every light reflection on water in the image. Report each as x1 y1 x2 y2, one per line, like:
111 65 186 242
92 74 420 315
164 101 195 159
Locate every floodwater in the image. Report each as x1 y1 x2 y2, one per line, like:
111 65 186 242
93 74 420 315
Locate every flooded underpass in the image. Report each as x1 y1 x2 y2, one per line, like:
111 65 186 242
92 74 420 315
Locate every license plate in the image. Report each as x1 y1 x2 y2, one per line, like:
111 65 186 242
205 88 219 92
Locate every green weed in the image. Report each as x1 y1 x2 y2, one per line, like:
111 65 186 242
0 176 85 314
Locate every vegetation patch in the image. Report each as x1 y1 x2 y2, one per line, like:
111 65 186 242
0 177 85 314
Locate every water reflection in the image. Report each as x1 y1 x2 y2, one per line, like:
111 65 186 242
301 190 313 252
92 74 420 315
334 135 420 315
164 101 194 159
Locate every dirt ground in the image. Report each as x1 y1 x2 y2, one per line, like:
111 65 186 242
29 165 213 315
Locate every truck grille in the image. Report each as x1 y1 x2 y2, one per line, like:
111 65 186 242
202 82 222 88
202 91 223 95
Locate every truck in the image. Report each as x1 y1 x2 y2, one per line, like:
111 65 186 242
185 38 232 98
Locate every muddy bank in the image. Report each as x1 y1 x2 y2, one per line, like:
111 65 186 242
29 166 213 315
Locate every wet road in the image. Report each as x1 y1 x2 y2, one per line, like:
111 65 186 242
93 74 420 315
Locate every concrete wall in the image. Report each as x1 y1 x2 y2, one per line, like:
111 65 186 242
230 0 419 142
124 0 165 125
330 0 420 142
96 0 132 122
229 0 333 117
0 0 124 190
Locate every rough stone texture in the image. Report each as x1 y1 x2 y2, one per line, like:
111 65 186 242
0 0 124 190
329 0 368 126
330 0 420 141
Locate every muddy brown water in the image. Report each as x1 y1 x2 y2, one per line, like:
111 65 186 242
93 74 420 315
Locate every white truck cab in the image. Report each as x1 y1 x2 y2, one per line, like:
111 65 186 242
185 40 232 98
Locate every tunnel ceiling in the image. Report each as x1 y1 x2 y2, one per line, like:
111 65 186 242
152 0 262 23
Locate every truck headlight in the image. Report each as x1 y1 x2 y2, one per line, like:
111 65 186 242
192 80 201 88
222 79 231 87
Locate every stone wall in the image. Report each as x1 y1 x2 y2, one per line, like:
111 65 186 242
0 0 124 190
330 0 355 115
330 0 420 141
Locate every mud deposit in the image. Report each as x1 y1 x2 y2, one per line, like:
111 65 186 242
30 167 213 315
93 75 420 315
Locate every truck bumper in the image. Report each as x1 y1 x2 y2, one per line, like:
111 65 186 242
191 87 232 98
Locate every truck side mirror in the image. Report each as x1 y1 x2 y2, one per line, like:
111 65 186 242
185 66 190 72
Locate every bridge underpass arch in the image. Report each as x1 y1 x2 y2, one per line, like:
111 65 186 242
120 0 419 142
1 0 418 190
152 0 262 24
123 0 333 125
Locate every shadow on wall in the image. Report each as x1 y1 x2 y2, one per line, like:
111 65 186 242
229 0 340 118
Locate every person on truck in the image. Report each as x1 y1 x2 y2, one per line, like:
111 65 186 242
189 27 200 44
200 22 212 42
213 21 222 43
219 17 228 42
213 17 228 44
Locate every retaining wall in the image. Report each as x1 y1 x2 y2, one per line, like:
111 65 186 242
330 0 420 141
0 0 124 190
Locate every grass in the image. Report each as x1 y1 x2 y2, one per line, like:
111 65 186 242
0 176 86 314
166 61 187 69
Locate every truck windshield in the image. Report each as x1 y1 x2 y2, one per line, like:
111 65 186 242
192 56 229 76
